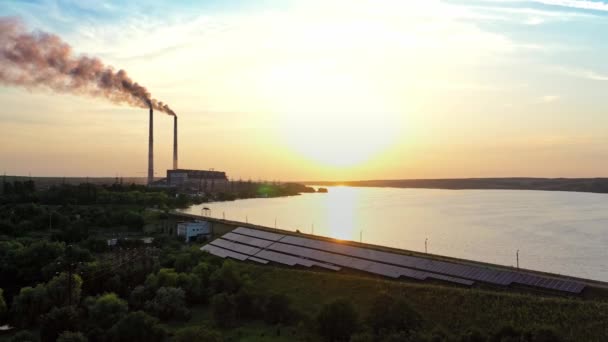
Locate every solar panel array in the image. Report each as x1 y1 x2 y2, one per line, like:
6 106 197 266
224 227 585 294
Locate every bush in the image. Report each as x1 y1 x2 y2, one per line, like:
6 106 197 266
46 272 83 308
210 261 242 294
176 272 205 304
263 293 296 325
40 306 80 342
9 330 38 342
144 287 190 321
12 284 50 327
57 331 87 342
173 326 223 342
458 329 487 342
367 293 422 337
145 268 178 290
528 327 562 342
316 299 358 342
109 311 166 342
490 325 521 342
211 293 237 328
0 288 7 321
234 286 261 320
85 293 128 330
349 331 374 342
129 285 151 310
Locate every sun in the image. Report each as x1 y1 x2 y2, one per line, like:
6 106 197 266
262 63 401 167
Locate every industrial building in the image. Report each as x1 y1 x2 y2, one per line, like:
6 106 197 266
177 220 212 242
167 169 228 187
145 105 228 191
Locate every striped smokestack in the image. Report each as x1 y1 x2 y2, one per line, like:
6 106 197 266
173 116 178 170
148 106 154 184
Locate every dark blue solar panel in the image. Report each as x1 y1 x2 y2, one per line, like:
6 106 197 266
227 229 585 294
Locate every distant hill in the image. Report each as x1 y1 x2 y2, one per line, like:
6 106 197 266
307 178 608 194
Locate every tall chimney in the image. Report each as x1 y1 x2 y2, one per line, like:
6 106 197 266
148 106 154 184
173 116 178 170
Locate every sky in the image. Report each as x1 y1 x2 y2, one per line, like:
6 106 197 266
1 0 607 181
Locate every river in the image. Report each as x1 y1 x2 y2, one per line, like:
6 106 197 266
181 186 608 282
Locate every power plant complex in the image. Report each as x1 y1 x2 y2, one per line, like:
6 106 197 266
147 105 227 189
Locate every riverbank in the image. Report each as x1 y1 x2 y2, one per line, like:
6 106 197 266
307 178 608 194
170 211 608 298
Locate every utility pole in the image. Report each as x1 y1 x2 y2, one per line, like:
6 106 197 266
360 230 363 243
425 238 428 254
516 249 520 269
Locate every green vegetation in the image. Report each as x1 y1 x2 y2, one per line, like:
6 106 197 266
0 289 6 321
317 299 359 341
0 180 607 341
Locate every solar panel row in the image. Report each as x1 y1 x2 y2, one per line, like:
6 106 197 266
248 256 269 264
233 227 585 294
224 232 274 248
207 237 341 271
233 227 283 241
211 238 262 255
201 244 248 261
225 234 473 285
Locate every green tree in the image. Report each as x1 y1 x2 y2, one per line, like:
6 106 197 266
367 293 422 338
349 331 374 342
0 288 7 321
211 293 236 328
145 268 178 290
85 293 128 330
317 299 359 342
176 272 205 303
40 306 80 342
109 311 166 342
192 262 214 288
9 330 38 342
490 325 521 342
144 287 190 321
57 331 88 342
173 326 223 342
12 284 50 327
459 329 487 342
129 285 152 310
234 286 261 320
264 293 295 325
528 327 562 342
15 241 64 285
210 261 242 294
46 272 83 307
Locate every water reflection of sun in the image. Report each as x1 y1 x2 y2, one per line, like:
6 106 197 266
323 187 360 241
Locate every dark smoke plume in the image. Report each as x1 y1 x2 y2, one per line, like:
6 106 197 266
0 17 176 116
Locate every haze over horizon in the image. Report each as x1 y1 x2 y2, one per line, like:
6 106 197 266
1 0 608 181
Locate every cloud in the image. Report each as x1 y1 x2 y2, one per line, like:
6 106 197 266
553 66 608 81
540 95 560 103
532 0 608 11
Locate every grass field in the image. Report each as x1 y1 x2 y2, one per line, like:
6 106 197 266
168 264 608 341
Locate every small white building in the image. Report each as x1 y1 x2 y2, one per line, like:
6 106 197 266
177 221 212 242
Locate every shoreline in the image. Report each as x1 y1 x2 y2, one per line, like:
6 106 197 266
304 177 608 194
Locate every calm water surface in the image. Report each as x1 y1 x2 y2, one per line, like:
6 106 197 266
182 187 608 282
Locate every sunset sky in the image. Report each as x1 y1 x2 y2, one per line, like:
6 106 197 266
1 0 608 181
